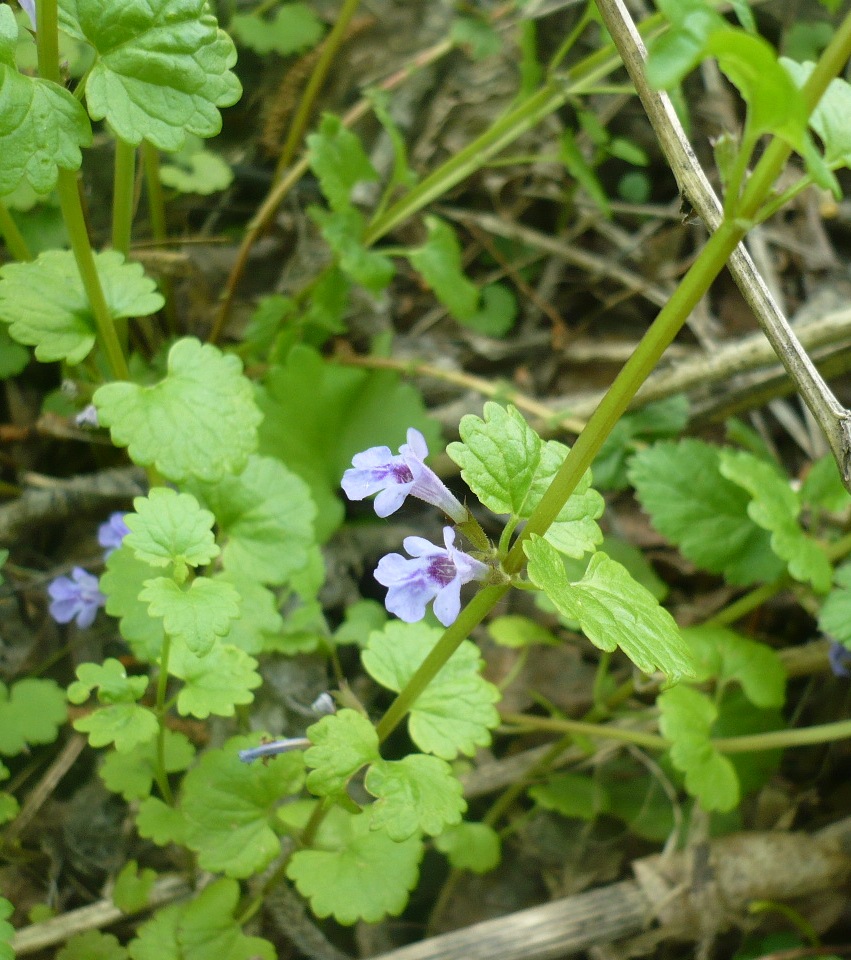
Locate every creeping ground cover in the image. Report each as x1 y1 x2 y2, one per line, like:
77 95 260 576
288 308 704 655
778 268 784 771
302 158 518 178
3 0 851 958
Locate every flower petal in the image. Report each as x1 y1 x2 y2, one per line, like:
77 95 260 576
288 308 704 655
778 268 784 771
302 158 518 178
373 482 413 518
432 577 462 626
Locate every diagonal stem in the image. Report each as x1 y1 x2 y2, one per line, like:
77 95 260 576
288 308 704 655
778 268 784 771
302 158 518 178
595 0 851 488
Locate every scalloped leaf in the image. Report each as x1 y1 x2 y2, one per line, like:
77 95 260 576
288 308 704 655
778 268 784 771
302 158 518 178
362 621 500 759
75 0 241 150
366 754 466 841
140 576 241 656
0 250 162 365
124 488 218 571
0 5 91 195
189 455 316 585
169 641 260 718
94 337 262 483
182 736 304 878
525 536 695 681
283 802 423 925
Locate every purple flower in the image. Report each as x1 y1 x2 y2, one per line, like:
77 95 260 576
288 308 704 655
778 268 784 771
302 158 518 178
19 0 36 30
341 428 467 522
829 641 851 679
47 567 105 629
75 404 99 428
98 512 130 556
238 737 310 763
374 526 488 627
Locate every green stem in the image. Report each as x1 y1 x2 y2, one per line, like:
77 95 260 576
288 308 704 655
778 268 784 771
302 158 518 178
154 633 174 805
706 577 790 627
112 138 136 256
504 712 851 754
505 220 744 572
36 0 129 382
274 0 363 178
714 718 851 753
375 585 509 743
141 140 179 337
0 201 32 261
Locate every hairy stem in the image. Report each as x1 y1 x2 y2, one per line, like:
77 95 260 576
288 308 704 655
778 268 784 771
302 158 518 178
141 141 179 337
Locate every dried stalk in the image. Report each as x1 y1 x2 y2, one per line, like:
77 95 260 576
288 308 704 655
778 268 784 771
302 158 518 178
593 0 851 485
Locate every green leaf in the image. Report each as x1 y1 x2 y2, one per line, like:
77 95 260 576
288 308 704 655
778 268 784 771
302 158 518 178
230 4 324 55
74 703 158 752
0 5 91 195
94 337 262 483
76 0 241 150
333 599 387 647
818 562 851 645
450 16 502 60
525 537 695 681
407 217 479 321
0 793 19 826
0 250 162 365
0 897 12 960
718 448 832 593
448 403 539 514
488 614 559 648
140 577 241 656
182 736 304 878
136 796 187 847
783 58 851 169
159 138 233 195
215 573 285 654
461 283 517 337
434 822 501 873
128 878 274 960
706 29 807 147
169 641 260 718
628 439 784 586
645 0 725 89
366 754 466 841
113 861 157 914
100 730 194 801
307 113 377 213
310 206 395 293
124 488 218 571
362 621 500 759
100 546 165 661
658 685 739 812
800 454 850 514
0 678 67 756
304 709 379 802
283 802 423 924
448 402 603 556
189 455 316 586
0 326 29 378
529 771 607 820
67 658 148 705
57 930 128 960
684 625 786 708
592 394 689 491
257 343 440 540
560 128 610 218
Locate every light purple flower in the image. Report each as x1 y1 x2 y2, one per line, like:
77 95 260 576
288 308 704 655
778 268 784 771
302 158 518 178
98 512 130 556
829 641 851 679
341 428 466 522
75 405 99 428
374 526 488 627
19 0 36 30
238 737 310 763
47 567 105 628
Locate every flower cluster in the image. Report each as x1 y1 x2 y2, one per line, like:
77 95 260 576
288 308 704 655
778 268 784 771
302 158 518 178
342 431 488 627
46 512 129 628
